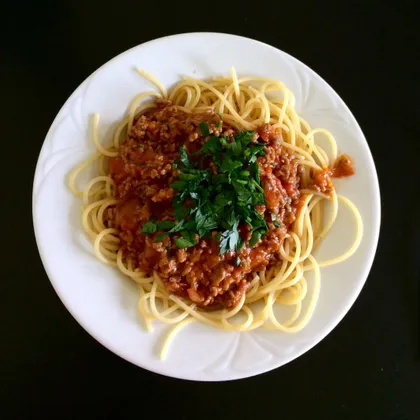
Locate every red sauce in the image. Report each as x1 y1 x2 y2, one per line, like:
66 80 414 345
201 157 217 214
330 154 355 178
309 154 355 196
106 104 345 308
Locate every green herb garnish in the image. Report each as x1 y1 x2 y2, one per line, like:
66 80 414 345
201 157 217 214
141 220 157 234
175 237 195 248
199 122 210 136
157 220 176 230
174 231 197 248
142 128 267 254
144 220 177 240
270 211 282 228
155 233 168 242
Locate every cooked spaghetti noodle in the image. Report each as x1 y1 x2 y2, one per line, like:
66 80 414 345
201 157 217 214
69 68 363 359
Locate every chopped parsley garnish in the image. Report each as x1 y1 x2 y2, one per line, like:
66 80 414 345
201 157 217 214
174 237 195 248
142 220 176 235
270 211 283 228
157 220 176 230
174 231 198 248
142 128 268 253
141 220 157 234
199 122 210 136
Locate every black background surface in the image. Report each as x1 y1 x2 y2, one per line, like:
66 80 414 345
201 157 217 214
2 1 419 419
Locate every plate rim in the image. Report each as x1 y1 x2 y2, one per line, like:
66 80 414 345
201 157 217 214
32 32 381 381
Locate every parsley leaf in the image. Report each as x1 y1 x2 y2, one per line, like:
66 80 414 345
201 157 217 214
270 212 282 228
157 220 176 230
178 173 201 181
167 220 186 233
220 159 242 175
228 139 243 156
219 228 239 255
236 237 244 252
175 237 195 248
232 180 253 204
179 146 191 168
170 180 187 190
195 207 218 236
175 231 197 248
200 136 222 155
145 220 179 241
249 230 262 247
253 162 261 184
173 196 187 221
214 192 233 210
142 220 157 234
155 233 168 242
163 129 268 254
199 122 210 136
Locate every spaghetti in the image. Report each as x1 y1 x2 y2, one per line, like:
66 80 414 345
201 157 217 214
69 68 363 359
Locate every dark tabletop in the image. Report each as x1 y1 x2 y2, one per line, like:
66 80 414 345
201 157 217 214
2 1 419 419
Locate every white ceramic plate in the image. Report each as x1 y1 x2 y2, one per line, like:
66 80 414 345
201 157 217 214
33 33 380 381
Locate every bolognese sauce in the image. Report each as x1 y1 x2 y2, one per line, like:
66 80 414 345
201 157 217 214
309 154 355 196
107 100 353 309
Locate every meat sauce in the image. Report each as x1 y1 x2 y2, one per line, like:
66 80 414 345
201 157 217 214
107 101 353 308
309 154 355 196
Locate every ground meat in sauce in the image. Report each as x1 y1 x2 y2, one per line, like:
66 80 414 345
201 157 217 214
107 101 350 309
309 154 355 196
331 154 355 178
